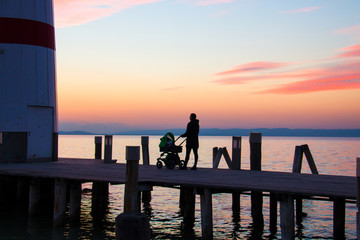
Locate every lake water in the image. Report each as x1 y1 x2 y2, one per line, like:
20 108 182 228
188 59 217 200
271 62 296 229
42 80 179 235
1 135 359 239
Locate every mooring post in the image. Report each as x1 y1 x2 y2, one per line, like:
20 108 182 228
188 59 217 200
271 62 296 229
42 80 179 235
92 181 109 218
104 135 114 163
53 178 67 227
280 194 295 240
200 188 213 240
212 147 219 166
141 136 150 165
231 137 241 214
28 178 41 217
293 145 304 224
357 158 360 240
69 181 82 223
249 132 264 233
124 146 140 213
333 198 346 239
95 136 102 159
182 187 196 230
141 136 151 208
116 146 150 240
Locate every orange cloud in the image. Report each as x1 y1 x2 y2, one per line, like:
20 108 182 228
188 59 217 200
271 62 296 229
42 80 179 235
215 61 289 76
54 0 162 28
282 6 320 14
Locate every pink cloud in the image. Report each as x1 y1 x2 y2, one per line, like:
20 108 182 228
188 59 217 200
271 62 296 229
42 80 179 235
194 0 233 6
215 61 290 76
337 44 360 58
282 6 320 14
181 0 232 6
334 24 360 35
261 75 360 94
259 61 360 94
54 0 162 28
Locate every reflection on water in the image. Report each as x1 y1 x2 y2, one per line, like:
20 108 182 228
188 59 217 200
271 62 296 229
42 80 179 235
0 135 359 239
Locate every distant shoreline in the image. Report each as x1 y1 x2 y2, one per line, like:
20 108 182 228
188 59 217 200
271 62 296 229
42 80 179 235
59 128 360 137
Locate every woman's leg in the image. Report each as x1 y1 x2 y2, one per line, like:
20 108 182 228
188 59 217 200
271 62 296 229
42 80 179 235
184 147 191 168
192 148 198 169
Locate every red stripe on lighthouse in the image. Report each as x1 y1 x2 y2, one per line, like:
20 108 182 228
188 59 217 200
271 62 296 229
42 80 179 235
0 17 55 50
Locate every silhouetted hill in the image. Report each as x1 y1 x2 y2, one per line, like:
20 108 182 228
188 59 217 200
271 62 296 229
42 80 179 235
59 128 360 137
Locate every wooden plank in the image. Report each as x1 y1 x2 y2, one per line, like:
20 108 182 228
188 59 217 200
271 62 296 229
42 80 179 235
213 148 223 169
302 144 319 174
222 147 232 169
0 158 356 199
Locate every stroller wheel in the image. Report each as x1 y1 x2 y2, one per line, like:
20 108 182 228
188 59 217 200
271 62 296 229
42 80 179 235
165 160 175 170
156 161 163 169
179 160 185 169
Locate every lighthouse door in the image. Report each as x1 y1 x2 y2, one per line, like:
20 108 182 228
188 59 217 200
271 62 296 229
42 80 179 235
27 106 54 160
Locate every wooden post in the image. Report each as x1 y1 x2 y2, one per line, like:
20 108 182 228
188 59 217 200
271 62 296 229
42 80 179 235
333 198 345 240
124 146 140 213
292 145 304 224
212 147 219 167
357 158 360 240
249 132 262 171
104 135 114 163
269 192 277 235
249 132 264 233
231 137 241 214
292 145 303 173
116 146 150 240
141 136 150 165
200 188 213 240
28 178 41 217
141 136 151 208
280 194 294 240
53 178 67 227
69 181 82 223
182 187 195 230
231 136 241 170
92 181 109 218
94 136 102 160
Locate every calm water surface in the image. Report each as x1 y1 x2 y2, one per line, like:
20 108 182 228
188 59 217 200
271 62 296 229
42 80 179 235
1 135 359 239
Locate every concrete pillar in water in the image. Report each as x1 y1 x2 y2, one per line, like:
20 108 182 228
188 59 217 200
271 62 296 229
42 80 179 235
0 0 58 163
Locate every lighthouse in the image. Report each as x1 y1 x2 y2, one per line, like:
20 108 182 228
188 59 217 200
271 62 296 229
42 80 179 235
0 0 57 162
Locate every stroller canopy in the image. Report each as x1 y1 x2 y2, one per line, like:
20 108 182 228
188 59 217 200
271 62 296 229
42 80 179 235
159 132 175 148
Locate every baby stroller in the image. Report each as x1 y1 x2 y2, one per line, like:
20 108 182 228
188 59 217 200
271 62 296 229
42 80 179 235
157 132 186 169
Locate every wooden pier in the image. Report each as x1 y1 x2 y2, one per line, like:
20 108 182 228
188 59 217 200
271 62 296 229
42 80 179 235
0 157 356 239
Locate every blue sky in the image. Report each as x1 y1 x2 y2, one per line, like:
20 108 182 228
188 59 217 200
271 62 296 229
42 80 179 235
54 0 360 132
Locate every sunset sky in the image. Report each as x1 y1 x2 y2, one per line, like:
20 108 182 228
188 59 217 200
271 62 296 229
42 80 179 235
54 0 360 133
